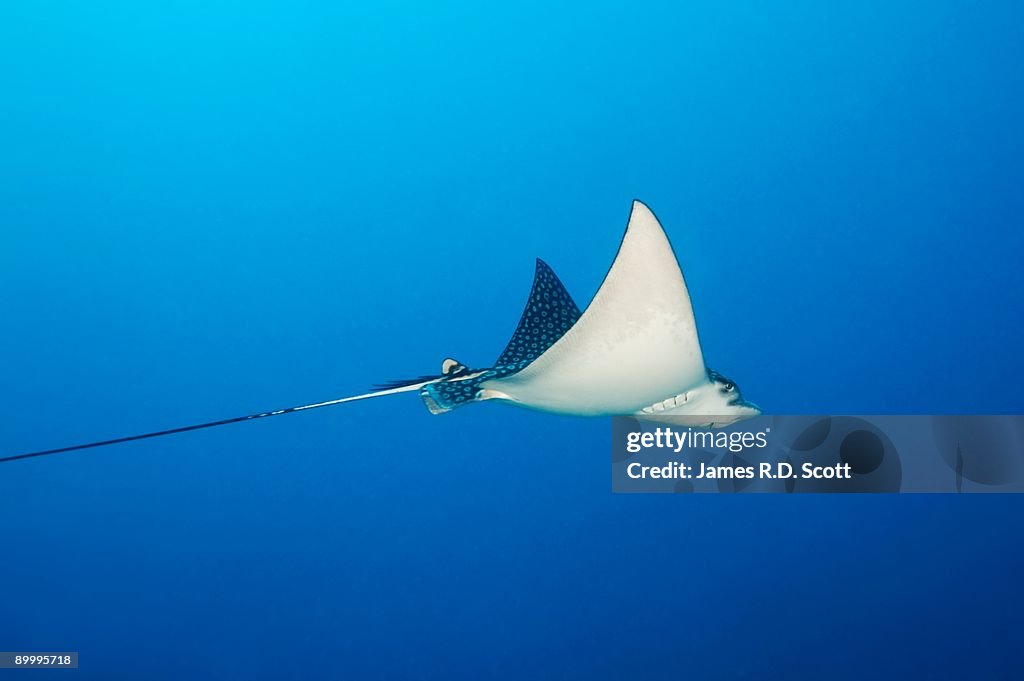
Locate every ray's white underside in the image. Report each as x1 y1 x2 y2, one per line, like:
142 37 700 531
481 201 709 416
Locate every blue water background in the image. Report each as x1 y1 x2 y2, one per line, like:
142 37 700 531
1 2 1022 678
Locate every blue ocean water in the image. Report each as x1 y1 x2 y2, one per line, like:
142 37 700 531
1 1 1022 678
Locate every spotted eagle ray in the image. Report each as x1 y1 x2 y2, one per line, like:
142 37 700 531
1 200 758 464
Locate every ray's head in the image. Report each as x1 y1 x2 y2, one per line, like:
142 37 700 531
684 368 761 426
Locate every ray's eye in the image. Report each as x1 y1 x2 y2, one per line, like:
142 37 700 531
721 382 735 393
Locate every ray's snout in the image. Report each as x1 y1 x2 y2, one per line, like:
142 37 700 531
732 400 762 418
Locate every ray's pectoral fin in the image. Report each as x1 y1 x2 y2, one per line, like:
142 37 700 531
483 200 710 415
494 259 582 367
417 259 583 415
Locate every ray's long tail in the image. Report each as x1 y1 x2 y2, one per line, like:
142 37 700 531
0 381 434 464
